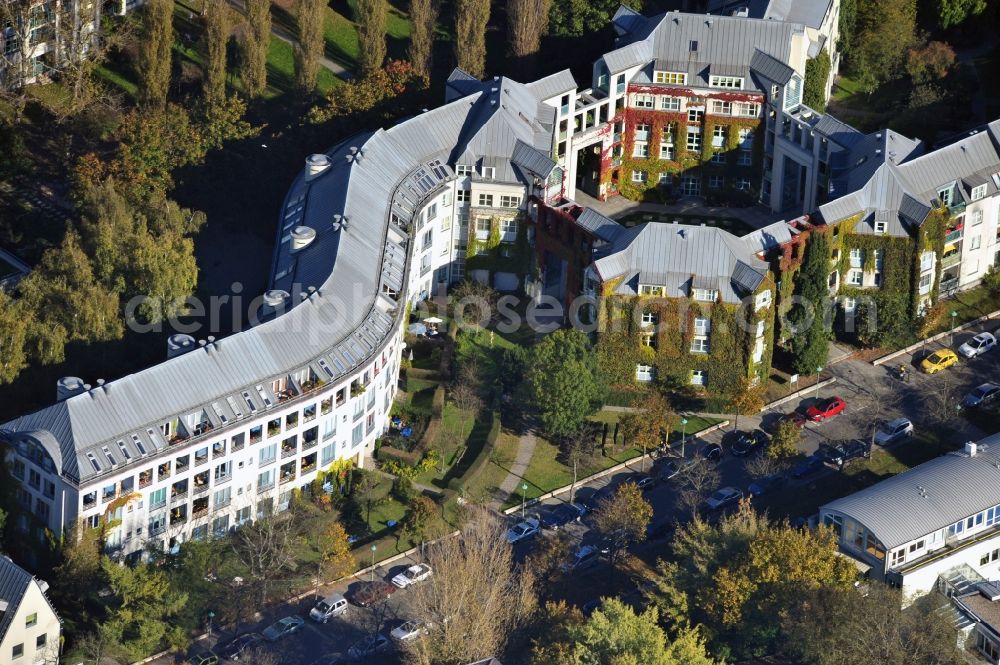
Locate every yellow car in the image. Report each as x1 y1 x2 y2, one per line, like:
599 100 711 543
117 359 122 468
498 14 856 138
921 349 959 374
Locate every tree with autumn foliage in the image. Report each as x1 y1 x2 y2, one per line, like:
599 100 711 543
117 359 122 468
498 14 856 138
729 377 766 431
308 60 429 125
619 391 677 465
592 482 653 565
315 521 356 583
648 506 856 659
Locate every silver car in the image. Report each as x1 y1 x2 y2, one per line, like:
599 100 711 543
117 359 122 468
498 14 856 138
959 332 997 358
873 418 913 446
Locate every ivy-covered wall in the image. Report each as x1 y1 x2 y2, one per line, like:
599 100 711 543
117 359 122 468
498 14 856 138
594 277 775 397
612 89 764 204
465 211 532 280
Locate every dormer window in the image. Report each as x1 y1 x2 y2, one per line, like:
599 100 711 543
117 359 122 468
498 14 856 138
455 164 473 176
972 184 987 201
938 186 953 207
689 40 698 52
709 76 743 89
654 71 687 85
481 166 495 179
693 288 717 302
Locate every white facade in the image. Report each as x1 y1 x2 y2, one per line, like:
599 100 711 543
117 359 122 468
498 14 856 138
0 557 61 665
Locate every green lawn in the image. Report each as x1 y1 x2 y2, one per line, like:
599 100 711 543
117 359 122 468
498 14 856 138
265 36 339 98
463 431 521 503
615 211 756 237
929 286 1000 336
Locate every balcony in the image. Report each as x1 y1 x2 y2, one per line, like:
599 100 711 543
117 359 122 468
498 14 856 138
940 276 960 293
139 474 153 489
214 472 232 485
214 496 231 511
192 498 209 520
275 387 298 404
945 228 963 243
170 507 188 526
149 523 166 537
280 472 296 485
150 496 167 510
195 454 209 467
194 483 210 497
302 436 318 451
942 252 962 269
258 480 275 493
171 490 188 504
281 445 298 459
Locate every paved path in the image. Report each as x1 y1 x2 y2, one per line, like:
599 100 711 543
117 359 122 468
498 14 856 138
494 430 538 509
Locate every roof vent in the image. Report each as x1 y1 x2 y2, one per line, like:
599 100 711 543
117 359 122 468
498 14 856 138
56 376 87 402
966 441 978 457
263 290 290 308
354 152 364 165
167 333 196 359
37 580 48 594
705 18 712 26
876 132 883 139
304 154 331 182
290 225 317 251
96 378 105 387
0 600 7 612
341 216 350 231
875 149 882 155
349 146 359 154
198 339 207 348
207 336 216 344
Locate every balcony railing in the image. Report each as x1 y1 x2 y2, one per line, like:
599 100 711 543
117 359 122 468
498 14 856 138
302 438 318 451
258 481 275 493
195 456 209 467
192 506 209 520
149 524 166 537
939 276 960 293
281 446 297 459
150 497 167 510
215 497 231 510
193 484 210 496
280 473 296 485
170 491 188 503
945 228 963 243
214 473 232 485
942 253 962 269
139 476 153 489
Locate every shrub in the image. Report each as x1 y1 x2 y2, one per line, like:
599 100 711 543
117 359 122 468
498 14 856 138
377 445 421 467
392 475 418 502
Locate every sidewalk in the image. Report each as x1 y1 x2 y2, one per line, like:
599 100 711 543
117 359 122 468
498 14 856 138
492 430 537 509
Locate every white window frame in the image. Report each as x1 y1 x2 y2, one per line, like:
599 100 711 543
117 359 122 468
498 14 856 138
710 75 743 89
636 364 655 382
693 316 711 335
972 184 987 201
659 96 681 111
631 170 648 183
709 100 732 115
455 164 473 176
709 175 723 189
634 93 654 109
690 337 710 353
633 141 649 158
693 288 716 302
735 177 751 191
478 193 494 207
690 369 706 386
686 126 701 151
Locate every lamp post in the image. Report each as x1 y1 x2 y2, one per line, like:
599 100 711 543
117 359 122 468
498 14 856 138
521 483 529 520
680 418 688 458
207 610 215 637
950 310 958 345
814 366 824 400
370 544 377 583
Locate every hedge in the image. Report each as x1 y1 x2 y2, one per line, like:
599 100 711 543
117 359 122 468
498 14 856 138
376 444 422 467
417 385 446 451
447 411 501 493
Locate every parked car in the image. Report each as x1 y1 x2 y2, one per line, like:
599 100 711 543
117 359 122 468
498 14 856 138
217 632 263 660
631 474 657 491
921 349 959 373
560 544 602 573
747 474 785 496
791 454 825 479
310 593 349 623
582 486 616 512
347 633 391 659
818 440 869 467
959 331 997 358
701 443 723 462
655 457 697 481
262 615 304 642
961 383 1000 409
390 619 429 642
704 487 743 511
730 430 769 457
767 412 807 433
188 651 219 665
806 396 846 422
391 563 433 589
506 517 540 544
540 503 586 529
350 580 397 607
874 418 914 446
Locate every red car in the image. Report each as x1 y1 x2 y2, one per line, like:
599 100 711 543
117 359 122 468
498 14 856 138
768 412 806 433
350 580 397 607
806 397 846 422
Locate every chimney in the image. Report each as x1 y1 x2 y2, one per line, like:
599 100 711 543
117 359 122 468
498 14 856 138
966 441 978 457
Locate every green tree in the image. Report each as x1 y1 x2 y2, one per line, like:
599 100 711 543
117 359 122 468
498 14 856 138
408 0 438 79
548 0 640 37
790 230 831 375
936 0 987 29
507 0 551 74
203 0 232 106
783 583 964 665
100 558 188 661
79 179 205 324
852 0 917 93
0 290 29 384
803 48 831 112
527 329 603 437
401 495 437 544
356 0 388 74
560 422 600 504
838 0 857 58
592 482 653 565
295 0 326 92
18 231 123 365
137 0 173 109
767 419 801 461
241 0 272 98
454 0 490 78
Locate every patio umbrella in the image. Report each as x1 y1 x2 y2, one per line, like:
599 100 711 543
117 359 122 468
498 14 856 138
408 322 427 335
423 316 444 324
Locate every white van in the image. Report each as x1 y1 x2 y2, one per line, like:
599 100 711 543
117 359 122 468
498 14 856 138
309 592 348 623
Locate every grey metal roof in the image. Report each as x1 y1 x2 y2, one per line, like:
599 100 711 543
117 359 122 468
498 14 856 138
575 208 624 243
511 139 557 181
749 49 794 85
1 73 556 486
592 222 769 303
612 4 647 36
822 433 1000 550
812 113 864 149
602 11 805 94
741 219 798 255
764 0 832 29
0 556 54 644
524 69 577 102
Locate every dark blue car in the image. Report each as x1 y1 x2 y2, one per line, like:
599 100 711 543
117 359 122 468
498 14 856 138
540 503 584 529
791 454 825 479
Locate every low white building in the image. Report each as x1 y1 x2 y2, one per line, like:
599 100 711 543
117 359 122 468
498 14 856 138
0 555 60 664
821 436 1000 604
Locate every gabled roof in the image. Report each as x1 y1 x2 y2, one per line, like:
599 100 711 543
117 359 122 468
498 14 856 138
525 69 577 102
822 433 1000 550
602 10 805 94
749 49 794 85
0 556 55 644
741 219 799 255
591 222 769 303
511 139 557 181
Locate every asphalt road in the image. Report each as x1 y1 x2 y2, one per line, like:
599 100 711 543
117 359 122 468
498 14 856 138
160 322 1000 665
